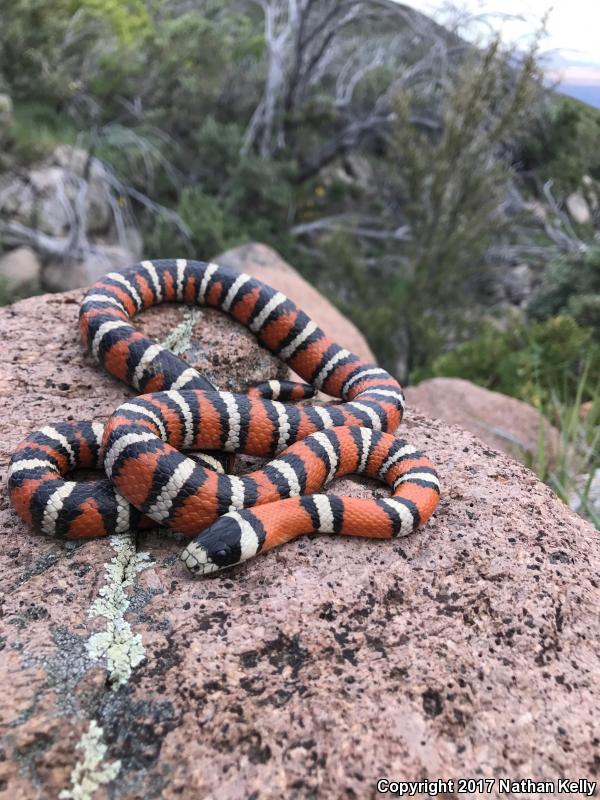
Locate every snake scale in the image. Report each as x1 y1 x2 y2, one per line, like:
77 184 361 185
8 259 440 575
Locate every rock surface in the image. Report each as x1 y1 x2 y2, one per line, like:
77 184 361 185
565 191 591 225
406 377 560 467
0 246 41 292
1 249 599 799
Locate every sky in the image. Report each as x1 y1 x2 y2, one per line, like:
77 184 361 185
399 0 600 106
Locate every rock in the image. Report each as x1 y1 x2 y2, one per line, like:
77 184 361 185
0 93 13 119
0 144 143 293
0 246 41 293
51 144 95 175
43 245 138 292
1 252 598 797
405 377 560 467
48 145 112 234
0 166 76 237
565 192 591 225
0 145 130 239
216 243 375 362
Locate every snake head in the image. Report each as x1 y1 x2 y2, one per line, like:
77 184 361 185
180 512 255 576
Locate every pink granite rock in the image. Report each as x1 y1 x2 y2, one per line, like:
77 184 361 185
0 248 598 799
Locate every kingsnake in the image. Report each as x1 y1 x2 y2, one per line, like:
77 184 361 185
8 259 440 575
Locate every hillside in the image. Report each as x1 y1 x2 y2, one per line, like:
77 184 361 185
559 85 600 109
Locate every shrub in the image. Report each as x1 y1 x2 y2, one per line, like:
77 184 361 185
10 101 76 163
539 371 600 529
74 0 152 45
178 188 228 258
0 275 19 306
528 247 600 338
519 95 600 195
386 38 542 373
567 294 600 333
313 231 408 373
415 314 600 406
224 155 296 238
189 120 246 194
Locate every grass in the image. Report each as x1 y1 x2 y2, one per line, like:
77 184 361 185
533 363 600 529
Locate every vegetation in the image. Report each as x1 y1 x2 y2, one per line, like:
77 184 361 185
375 41 541 373
520 95 600 194
528 247 600 335
532 365 600 528
417 312 600 527
415 314 600 406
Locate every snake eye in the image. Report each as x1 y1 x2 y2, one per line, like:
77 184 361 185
214 549 228 561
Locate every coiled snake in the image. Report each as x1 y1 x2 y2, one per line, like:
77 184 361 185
8 259 440 575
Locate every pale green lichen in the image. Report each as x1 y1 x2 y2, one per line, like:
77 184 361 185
59 721 121 800
86 532 152 687
160 307 203 355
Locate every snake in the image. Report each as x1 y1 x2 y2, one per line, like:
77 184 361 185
8 259 440 574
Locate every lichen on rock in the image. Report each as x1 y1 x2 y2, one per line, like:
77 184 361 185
86 533 152 688
159 307 203 355
59 721 121 800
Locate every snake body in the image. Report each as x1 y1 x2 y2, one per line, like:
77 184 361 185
8 259 440 574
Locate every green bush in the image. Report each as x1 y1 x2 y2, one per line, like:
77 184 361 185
567 294 600 332
0 273 42 306
74 0 152 45
142 189 227 260
519 96 600 194
311 230 408 372
224 155 296 238
0 275 19 306
528 247 600 338
414 314 600 406
385 39 542 374
177 188 228 257
11 101 77 163
189 120 246 194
